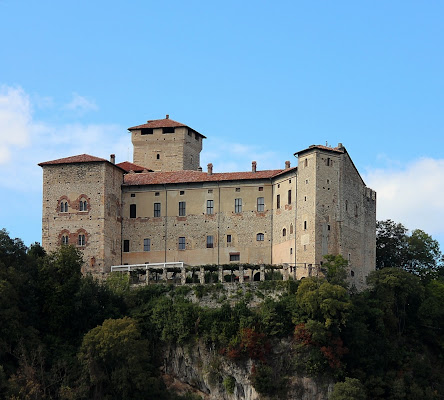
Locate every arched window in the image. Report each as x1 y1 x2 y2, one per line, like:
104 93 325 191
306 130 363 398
256 233 264 241
282 228 287 237
79 198 88 211
60 201 68 213
61 234 69 245
78 234 86 246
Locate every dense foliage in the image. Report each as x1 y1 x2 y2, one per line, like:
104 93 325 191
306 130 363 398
1 225 444 399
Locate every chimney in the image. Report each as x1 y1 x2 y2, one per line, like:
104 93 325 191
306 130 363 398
207 163 213 175
338 142 343 149
166 114 169 119
252 161 257 173
285 160 291 169
110 154 115 164
198 167 202 172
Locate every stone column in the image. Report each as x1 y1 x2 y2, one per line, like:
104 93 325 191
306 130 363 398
200 267 205 284
283 264 289 281
239 266 244 284
260 264 265 281
181 266 186 285
163 267 167 282
218 266 223 283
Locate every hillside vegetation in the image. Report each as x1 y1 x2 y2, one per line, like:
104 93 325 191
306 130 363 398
0 222 443 399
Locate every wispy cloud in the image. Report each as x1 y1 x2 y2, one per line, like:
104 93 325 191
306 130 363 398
0 85 130 192
64 92 98 113
364 158 444 241
0 85 32 163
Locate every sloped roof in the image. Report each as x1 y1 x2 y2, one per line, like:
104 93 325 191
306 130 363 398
123 167 297 186
117 161 151 173
38 154 108 166
128 116 206 138
294 144 345 156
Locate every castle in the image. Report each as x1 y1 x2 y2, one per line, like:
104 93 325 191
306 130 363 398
39 115 376 287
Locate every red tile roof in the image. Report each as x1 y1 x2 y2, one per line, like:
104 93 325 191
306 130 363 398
38 154 108 166
128 116 206 138
295 144 345 156
123 167 297 186
117 161 152 173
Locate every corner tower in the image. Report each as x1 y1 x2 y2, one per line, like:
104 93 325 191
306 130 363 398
128 115 206 172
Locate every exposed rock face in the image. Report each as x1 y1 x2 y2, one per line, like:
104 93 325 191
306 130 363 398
161 339 333 400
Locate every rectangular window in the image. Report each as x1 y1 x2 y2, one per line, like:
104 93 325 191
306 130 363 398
78 234 85 246
123 240 129 252
230 253 240 261
206 235 214 248
288 190 291 204
143 238 151 251
304 221 307 230
277 194 280 209
257 197 264 212
154 202 161 217
180 190 185 195
163 127 175 134
258 186 263 191
130 204 136 218
179 201 186 216
179 237 186 250
227 234 232 243
206 199 214 214
235 198 242 213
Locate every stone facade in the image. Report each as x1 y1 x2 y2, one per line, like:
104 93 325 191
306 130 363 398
40 117 376 287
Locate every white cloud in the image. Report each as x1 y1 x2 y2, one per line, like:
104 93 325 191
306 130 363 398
0 85 32 163
0 85 130 193
64 92 98 113
364 158 444 239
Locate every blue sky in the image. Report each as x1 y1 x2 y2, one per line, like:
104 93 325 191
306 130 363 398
1 0 443 250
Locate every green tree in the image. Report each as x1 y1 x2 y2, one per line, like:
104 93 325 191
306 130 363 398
376 220 408 269
330 377 366 400
406 229 441 276
78 317 166 399
323 255 348 288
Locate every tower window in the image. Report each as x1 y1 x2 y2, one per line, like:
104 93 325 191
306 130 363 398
258 186 263 191
283 228 287 237
123 240 129 252
230 253 240 261
61 234 69 245
290 223 293 234
288 190 291 204
130 204 136 218
276 194 280 209
304 221 307 230
79 199 88 211
179 237 186 250
179 201 186 216
206 235 214 248
143 238 151 251
154 202 161 217
162 127 175 134
227 234 232 243
235 198 242 213
206 200 214 214
60 201 68 213
78 234 86 247
141 128 153 135
256 233 264 241
257 197 264 212
156 154 160 160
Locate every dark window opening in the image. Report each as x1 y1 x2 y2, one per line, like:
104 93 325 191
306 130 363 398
206 200 214 214
258 186 263 191
156 154 160 160
179 201 186 216
141 128 153 135
304 221 307 230
256 233 264 241
123 240 129 252
61 235 69 245
130 204 136 218
154 202 161 217
179 237 185 250
60 201 68 213
143 238 151 251
351 270 355 277
227 234 232 243
290 224 293 234
180 190 185 195
257 197 264 212
207 235 214 248
235 198 242 213
288 190 292 204
230 253 240 261
79 200 87 211
276 194 280 209
283 228 287 237
155 192 160 196
163 127 175 134
131 193 135 197
78 234 86 246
